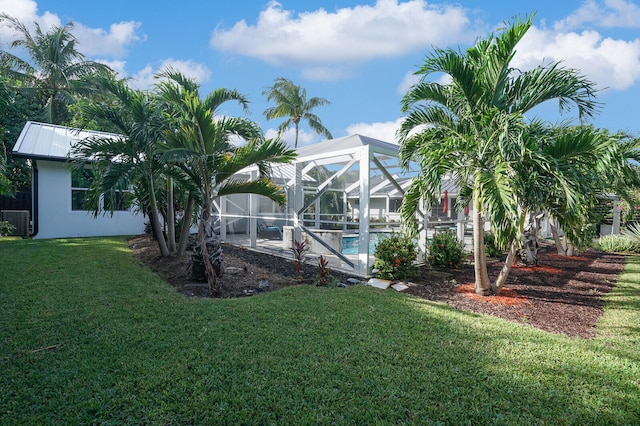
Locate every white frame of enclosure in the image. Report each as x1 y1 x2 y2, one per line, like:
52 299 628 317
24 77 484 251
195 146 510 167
216 134 428 276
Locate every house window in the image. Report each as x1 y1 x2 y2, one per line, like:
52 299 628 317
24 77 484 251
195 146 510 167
103 190 132 211
389 198 402 213
71 168 95 211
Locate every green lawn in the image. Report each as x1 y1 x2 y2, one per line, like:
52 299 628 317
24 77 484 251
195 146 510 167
1 237 639 424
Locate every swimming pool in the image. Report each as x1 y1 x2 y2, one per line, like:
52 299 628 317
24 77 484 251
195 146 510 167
341 233 388 255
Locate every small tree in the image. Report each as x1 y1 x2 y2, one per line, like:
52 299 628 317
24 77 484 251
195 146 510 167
159 70 297 295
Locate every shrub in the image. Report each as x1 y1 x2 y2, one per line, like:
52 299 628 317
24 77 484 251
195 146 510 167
291 240 309 282
0 220 15 237
429 231 466 268
373 233 418 280
483 231 503 258
316 255 330 286
597 234 640 253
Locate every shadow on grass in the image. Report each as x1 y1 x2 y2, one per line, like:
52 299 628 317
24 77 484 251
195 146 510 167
1 238 639 424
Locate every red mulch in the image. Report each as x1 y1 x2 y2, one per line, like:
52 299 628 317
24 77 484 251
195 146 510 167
407 246 626 338
128 235 626 339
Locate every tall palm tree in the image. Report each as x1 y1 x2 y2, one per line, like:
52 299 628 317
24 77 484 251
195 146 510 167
159 70 297 295
0 14 110 124
398 16 599 296
263 77 333 148
69 75 171 257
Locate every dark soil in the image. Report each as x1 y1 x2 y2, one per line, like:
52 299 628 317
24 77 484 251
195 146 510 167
128 235 626 338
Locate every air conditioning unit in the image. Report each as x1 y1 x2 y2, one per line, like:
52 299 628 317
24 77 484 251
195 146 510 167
0 210 30 237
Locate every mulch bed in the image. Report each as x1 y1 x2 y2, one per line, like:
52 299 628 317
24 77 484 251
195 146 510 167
128 235 626 338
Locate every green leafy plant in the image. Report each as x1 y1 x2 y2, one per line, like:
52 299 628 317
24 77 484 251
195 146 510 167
597 234 640 253
316 255 330 286
291 240 308 282
428 231 466 268
373 233 418 280
0 220 15 237
484 231 503 258
624 222 640 243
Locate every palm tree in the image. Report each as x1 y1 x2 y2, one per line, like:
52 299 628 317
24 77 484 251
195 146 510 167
532 126 640 256
69 75 171 257
0 77 13 195
0 14 110 124
398 16 599 296
263 77 333 148
159 70 297 295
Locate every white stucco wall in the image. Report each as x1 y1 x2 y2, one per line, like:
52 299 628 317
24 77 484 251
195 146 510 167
35 160 146 239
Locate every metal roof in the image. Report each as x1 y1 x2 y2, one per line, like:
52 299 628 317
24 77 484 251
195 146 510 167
293 134 399 167
12 121 121 161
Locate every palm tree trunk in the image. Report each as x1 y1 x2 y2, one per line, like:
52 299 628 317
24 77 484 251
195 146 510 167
520 210 540 265
177 194 195 257
167 176 176 253
148 177 170 257
492 239 518 294
198 199 221 295
45 95 54 124
472 190 491 295
294 123 299 149
549 216 568 256
491 209 527 294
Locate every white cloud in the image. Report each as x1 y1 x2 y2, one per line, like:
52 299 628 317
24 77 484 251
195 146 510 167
398 70 452 95
0 0 59 41
128 59 212 90
94 59 127 76
514 26 640 91
73 21 145 58
398 71 420 95
555 0 640 31
0 0 144 59
346 118 404 143
211 0 472 79
0 0 38 25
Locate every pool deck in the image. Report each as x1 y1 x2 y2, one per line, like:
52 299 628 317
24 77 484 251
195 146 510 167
222 231 474 277
222 233 364 276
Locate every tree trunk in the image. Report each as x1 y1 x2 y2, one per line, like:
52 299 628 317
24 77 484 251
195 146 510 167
195 200 223 295
472 193 491 295
492 239 518 294
167 176 176 253
549 216 567 256
519 210 541 265
176 194 195 257
549 216 569 256
148 178 170 257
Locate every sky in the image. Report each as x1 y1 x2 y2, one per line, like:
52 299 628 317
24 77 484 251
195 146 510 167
1 0 639 147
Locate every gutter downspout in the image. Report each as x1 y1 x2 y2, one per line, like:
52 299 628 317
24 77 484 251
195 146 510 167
30 159 38 238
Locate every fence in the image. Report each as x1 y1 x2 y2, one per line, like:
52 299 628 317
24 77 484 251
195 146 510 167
0 192 32 236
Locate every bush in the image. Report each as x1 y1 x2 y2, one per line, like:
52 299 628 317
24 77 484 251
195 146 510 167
0 220 15 237
429 231 466 268
373 233 418 280
597 234 640 253
484 231 503 258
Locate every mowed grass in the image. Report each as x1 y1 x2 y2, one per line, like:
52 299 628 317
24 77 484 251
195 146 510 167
1 238 639 424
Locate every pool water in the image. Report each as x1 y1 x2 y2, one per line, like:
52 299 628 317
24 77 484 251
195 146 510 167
342 233 388 255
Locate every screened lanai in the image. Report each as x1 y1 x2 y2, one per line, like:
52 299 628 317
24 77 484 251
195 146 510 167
215 134 469 276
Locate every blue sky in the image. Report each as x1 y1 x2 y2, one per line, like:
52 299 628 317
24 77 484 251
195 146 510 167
1 0 639 147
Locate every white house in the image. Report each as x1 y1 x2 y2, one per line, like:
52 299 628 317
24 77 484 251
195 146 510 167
12 121 146 239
